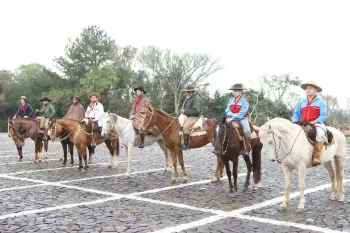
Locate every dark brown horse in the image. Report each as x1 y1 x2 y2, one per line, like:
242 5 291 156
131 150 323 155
48 118 119 170
212 117 262 193
139 106 216 184
9 118 49 163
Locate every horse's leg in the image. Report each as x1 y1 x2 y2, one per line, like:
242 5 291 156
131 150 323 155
232 156 239 192
17 145 23 162
61 141 68 165
105 140 116 169
324 161 337 200
211 155 223 183
157 140 172 173
69 142 74 164
177 149 188 183
252 141 262 190
77 146 83 170
44 139 48 159
242 154 252 191
223 159 233 193
297 163 307 212
170 149 179 184
334 157 345 201
279 164 292 211
81 145 88 170
38 140 43 162
88 146 94 164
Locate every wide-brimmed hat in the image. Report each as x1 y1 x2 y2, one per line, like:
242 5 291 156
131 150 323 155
88 93 101 100
229 83 245 90
183 86 195 92
71 95 81 101
18 96 27 100
40 97 52 102
300 81 322 92
133 87 147 94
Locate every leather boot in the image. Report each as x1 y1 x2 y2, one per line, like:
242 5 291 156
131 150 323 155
180 134 190 150
312 142 323 166
138 133 145 148
242 136 251 156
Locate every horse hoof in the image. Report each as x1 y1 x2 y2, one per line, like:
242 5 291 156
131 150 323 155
330 193 338 201
182 177 188 183
88 160 92 164
243 186 249 192
278 206 287 212
170 177 177 184
17 159 22 162
78 167 83 171
71 161 74 165
296 207 304 213
211 177 219 183
59 158 63 162
338 195 345 202
84 167 88 171
38 160 42 163
62 163 66 167
124 173 130 178
107 165 112 169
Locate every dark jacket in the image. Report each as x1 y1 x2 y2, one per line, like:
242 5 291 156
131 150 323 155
15 104 34 118
182 94 202 117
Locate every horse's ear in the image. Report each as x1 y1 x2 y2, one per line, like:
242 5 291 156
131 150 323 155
107 109 111 114
222 116 226 124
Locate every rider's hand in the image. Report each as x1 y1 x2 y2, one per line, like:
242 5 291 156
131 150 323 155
35 109 39 113
23 116 28 118
12 116 16 119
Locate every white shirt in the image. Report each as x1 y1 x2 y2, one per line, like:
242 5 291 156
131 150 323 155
85 101 104 126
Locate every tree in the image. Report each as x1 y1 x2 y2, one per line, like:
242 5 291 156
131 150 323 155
54 25 117 85
0 70 13 103
138 46 223 113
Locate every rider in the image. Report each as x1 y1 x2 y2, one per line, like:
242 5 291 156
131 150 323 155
85 93 104 148
293 81 327 166
36 97 56 129
13 96 34 119
179 86 202 150
130 87 152 148
63 95 85 121
225 83 251 156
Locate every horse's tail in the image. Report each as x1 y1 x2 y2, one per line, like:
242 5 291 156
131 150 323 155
252 140 262 183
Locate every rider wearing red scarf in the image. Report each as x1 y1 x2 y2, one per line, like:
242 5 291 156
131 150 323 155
85 93 104 148
13 96 34 119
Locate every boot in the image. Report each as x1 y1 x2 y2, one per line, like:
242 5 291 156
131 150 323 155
180 134 190 150
242 136 251 156
312 142 323 166
91 132 98 148
138 133 145 148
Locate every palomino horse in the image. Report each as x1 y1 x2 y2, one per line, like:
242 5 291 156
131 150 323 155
100 111 172 176
139 106 215 184
9 118 49 163
48 118 119 170
8 123 25 161
260 118 346 211
212 117 262 193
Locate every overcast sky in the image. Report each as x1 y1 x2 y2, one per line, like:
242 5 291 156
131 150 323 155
1 0 349 107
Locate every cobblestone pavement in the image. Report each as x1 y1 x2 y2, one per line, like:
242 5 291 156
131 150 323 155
0 133 349 233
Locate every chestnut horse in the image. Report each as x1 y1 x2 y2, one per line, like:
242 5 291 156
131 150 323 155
139 106 215 183
48 118 119 170
212 117 262 193
9 118 49 163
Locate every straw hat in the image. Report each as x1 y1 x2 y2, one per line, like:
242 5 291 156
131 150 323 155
300 81 322 92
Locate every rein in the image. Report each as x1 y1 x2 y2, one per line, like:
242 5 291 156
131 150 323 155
141 108 177 135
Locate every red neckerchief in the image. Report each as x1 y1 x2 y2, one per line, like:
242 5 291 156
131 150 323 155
20 104 25 113
304 95 317 121
307 95 316 106
88 102 96 114
134 97 141 112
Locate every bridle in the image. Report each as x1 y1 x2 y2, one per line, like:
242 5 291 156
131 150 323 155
140 108 177 135
217 124 229 155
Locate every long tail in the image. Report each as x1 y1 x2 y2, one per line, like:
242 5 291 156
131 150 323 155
252 140 262 183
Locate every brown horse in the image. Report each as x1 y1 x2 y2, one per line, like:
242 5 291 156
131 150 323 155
212 116 262 193
48 118 119 170
8 124 25 161
9 118 49 163
139 106 215 183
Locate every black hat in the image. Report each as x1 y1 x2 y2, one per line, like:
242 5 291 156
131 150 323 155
40 97 52 102
229 83 245 90
133 87 147 94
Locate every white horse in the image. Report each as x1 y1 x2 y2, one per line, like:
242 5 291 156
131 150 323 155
259 118 346 211
101 111 172 176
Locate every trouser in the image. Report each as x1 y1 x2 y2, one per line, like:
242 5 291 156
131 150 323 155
312 123 327 166
239 118 251 155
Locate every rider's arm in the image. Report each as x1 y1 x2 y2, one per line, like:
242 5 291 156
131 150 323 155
225 98 234 118
232 98 249 120
48 105 56 117
292 102 302 122
315 100 327 124
14 106 20 117
184 96 201 116
27 104 34 117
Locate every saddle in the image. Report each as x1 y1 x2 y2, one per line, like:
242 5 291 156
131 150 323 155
228 120 258 141
294 121 334 145
178 114 208 137
35 117 48 133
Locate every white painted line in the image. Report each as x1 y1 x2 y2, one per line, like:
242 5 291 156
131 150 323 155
0 158 64 166
232 213 343 233
58 167 166 184
0 184 47 192
0 196 121 220
131 173 246 196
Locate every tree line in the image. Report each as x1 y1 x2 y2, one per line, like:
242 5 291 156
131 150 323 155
0 25 349 131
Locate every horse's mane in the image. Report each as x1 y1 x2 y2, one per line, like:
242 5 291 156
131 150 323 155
153 108 176 119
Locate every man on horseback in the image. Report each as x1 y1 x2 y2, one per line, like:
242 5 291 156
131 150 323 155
85 93 104 148
225 83 251 156
13 96 34 119
36 97 56 130
130 87 151 148
179 86 202 150
293 81 327 166
63 95 85 121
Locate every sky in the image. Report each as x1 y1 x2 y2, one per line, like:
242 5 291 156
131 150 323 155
1 0 349 108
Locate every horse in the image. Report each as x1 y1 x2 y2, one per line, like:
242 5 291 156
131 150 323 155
100 111 172 176
9 118 50 163
212 117 262 193
259 117 346 211
139 106 216 184
48 118 119 170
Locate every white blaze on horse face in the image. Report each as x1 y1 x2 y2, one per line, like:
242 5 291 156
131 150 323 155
101 115 110 136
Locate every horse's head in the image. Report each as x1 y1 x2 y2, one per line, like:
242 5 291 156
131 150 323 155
139 105 157 133
8 122 25 147
212 116 230 156
47 118 63 140
101 110 113 137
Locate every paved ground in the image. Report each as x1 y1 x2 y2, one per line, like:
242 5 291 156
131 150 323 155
0 133 349 233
